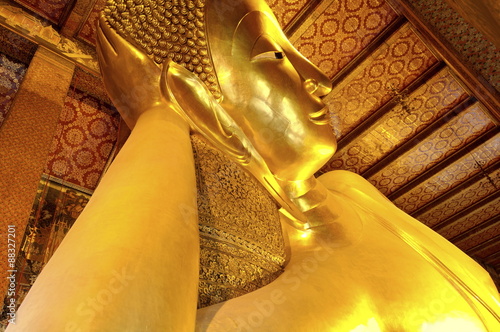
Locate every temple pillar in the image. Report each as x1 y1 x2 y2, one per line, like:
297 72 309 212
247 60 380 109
0 47 75 296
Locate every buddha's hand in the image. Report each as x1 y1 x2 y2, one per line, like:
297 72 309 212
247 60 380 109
96 15 170 129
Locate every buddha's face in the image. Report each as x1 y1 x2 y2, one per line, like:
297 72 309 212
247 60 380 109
206 0 337 181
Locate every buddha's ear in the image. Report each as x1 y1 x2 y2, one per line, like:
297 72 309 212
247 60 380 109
160 60 251 164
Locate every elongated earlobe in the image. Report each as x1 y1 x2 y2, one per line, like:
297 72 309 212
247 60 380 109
160 61 251 164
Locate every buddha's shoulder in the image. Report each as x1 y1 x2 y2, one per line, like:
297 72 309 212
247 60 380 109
318 170 393 205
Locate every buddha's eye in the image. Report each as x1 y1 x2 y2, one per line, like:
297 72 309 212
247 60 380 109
251 35 285 61
252 51 286 61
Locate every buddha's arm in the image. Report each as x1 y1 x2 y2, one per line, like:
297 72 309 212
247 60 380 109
7 20 200 332
9 106 200 332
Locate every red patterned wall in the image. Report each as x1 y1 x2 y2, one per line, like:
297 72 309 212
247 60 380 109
13 0 73 23
44 88 119 190
77 0 105 45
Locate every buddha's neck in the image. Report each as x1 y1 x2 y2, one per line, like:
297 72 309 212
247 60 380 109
278 176 363 245
278 177 341 228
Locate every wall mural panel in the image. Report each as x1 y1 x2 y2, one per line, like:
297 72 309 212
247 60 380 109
325 24 438 140
0 25 37 65
0 53 28 128
44 88 119 190
0 176 91 327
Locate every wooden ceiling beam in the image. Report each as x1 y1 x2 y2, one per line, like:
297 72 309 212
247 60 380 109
385 0 500 123
388 127 500 201
484 250 500 266
362 95 476 179
448 211 500 244
468 234 500 255
337 61 445 150
467 235 500 256
284 0 323 38
411 161 500 218
433 191 500 232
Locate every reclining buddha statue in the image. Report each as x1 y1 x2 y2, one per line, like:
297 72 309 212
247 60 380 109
8 0 500 331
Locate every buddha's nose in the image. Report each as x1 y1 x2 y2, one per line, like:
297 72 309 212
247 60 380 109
293 54 332 98
304 79 320 94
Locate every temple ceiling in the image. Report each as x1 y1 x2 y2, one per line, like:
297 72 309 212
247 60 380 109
0 0 499 280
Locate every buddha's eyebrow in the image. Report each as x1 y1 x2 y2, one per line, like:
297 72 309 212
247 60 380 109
250 34 286 61
233 10 283 56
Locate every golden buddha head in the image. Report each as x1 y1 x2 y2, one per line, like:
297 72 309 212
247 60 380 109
103 0 337 182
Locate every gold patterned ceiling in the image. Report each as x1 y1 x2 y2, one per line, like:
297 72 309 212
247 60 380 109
0 0 499 282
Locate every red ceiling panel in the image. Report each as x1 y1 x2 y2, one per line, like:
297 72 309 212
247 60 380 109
438 196 500 240
267 0 309 28
393 133 500 215
327 68 468 174
416 168 499 227
325 24 438 140
455 216 500 251
293 0 398 78
368 103 495 196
